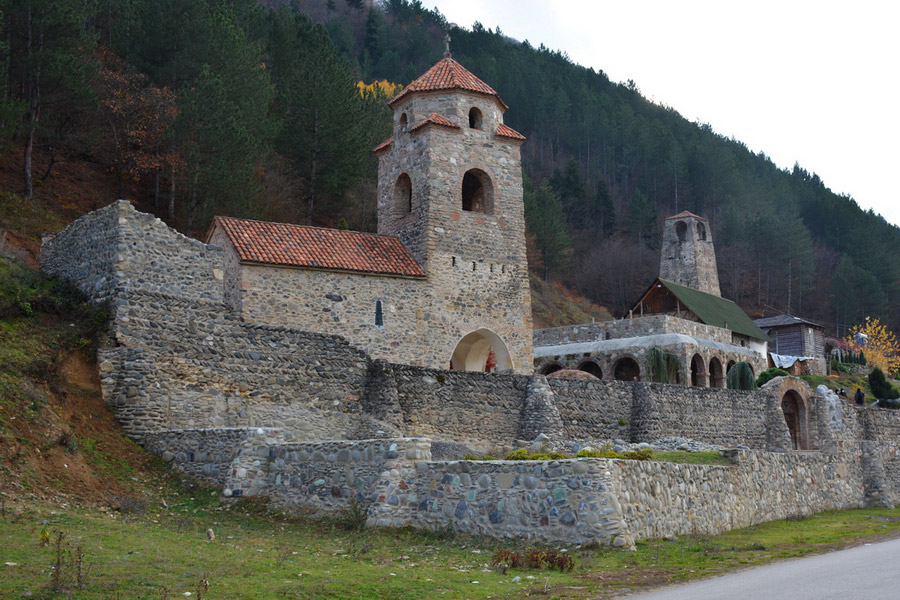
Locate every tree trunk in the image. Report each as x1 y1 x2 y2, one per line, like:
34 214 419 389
306 109 319 225
168 164 176 220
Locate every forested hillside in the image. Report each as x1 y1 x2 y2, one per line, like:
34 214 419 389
1 0 897 335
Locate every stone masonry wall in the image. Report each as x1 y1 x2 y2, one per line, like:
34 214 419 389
631 383 768 448
40 201 120 302
389 364 532 450
141 427 290 485
235 262 434 368
225 437 870 546
612 449 864 540
534 315 733 347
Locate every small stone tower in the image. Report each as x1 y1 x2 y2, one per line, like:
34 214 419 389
659 211 721 296
374 51 533 373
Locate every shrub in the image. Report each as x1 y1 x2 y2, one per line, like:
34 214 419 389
462 454 497 461
574 449 602 458
503 449 567 460
647 347 682 384
727 361 756 390
335 497 370 531
491 548 573 573
622 447 654 461
869 367 900 400
756 368 789 387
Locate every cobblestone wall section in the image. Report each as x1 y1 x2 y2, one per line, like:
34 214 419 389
40 201 120 302
141 428 289 485
534 316 733 347
631 383 768 448
867 409 900 502
101 292 371 438
612 449 864 540
389 364 532 450
549 379 634 442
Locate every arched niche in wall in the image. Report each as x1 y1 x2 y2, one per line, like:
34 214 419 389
541 363 563 376
708 356 725 388
398 112 408 131
613 357 640 381
462 169 493 214
450 328 512 372
781 389 810 450
577 360 603 379
690 353 708 386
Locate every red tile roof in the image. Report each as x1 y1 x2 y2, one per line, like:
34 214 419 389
373 136 393 154
667 211 707 220
495 123 525 141
389 57 508 110
409 112 460 133
210 217 425 278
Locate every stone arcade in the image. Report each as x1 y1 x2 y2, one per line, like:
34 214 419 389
40 56 900 547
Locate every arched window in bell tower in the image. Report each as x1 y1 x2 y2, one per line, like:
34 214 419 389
697 222 707 241
468 107 483 130
675 220 687 242
462 169 493 214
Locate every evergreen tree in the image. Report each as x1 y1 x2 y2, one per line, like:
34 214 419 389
524 180 572 279
268 7 380 225
2 0 98 197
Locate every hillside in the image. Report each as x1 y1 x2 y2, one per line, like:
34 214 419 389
1 0 897 338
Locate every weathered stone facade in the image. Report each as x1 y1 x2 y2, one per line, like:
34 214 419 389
374 85 534 373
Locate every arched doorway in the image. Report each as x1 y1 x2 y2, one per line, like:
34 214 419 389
726 360 736 373
708 357 724 388
577 360 603 379
450 329 512 372
690 354 708 386
541 363 563 376
613 357 640 381
781 390 809 450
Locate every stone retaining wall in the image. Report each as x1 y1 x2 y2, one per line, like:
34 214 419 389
612 449 864 540
223 437 873 547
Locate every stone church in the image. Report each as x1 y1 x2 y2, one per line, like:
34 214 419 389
207 53 533 374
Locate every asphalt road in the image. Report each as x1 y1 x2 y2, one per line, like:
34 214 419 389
622 537 900 600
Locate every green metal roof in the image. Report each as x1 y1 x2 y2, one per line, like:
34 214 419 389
657 279 769 341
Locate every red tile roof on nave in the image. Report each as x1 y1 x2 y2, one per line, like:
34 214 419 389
209 216 426 278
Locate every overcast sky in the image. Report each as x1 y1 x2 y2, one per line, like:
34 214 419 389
420 0 900 227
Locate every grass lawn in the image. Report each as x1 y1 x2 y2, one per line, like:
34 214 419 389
3 490 900 600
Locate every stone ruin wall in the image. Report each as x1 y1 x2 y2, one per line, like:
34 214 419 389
38 201 900 545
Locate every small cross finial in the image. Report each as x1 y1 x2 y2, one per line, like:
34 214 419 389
443 32 451 58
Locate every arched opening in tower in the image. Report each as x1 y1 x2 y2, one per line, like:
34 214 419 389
468 106 483 130
613 357 640 381
697 222 707 240
450 328 512 372
675 220 687 242
462 169 492 214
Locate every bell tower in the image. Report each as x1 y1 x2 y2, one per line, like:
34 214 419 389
659 211 721 296
373 51 533 373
